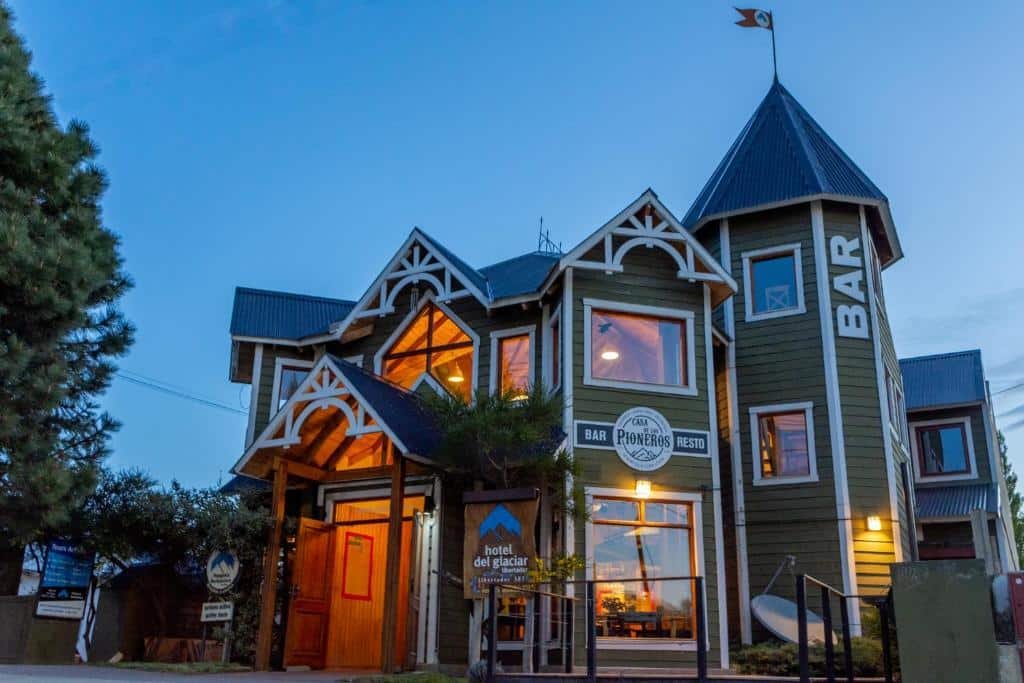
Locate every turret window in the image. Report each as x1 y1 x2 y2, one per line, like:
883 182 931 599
750 402 818 486
742 244 806 322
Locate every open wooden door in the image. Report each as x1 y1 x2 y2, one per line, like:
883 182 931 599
404 510 424 669
283 518 335 669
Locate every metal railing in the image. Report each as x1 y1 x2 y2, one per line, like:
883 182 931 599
486 575 708 683
795 573 895 683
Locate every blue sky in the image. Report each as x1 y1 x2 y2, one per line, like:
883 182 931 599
9 1 1024 487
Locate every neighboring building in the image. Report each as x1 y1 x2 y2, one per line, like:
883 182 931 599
224 79 1015 673
900 350 1019 571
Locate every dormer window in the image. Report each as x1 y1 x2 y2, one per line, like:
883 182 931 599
378 299 476 401
742 244 806 322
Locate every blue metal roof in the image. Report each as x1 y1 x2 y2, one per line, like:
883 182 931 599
479 252 560 300
230 287 355 340
916 483 997 520
683 79 888 230
899 350 987 411
415 229 491 296
331 356 442 458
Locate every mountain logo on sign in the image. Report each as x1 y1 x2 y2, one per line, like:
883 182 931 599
479 504 521 541
210 551 236 575
206 550 240 593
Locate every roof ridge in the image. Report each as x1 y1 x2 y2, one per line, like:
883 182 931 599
480 250 559 270
774 82 828 193
236 286 355 306
899 349 981 364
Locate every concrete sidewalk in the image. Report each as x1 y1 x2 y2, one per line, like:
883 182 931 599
0 666 351 682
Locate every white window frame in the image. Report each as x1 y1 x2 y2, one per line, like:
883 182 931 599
373 291 481 398
582 298 698 397
543 304 562 392
741 243 806 322
583 486 705 652
886 371 908 449
749 401 819 486
489 325 537 396
909 416 977 483
270 357 314 411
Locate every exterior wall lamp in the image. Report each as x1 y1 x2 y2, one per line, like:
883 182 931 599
866 515 882 531
635 479 652 499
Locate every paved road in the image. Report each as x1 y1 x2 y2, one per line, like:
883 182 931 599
0 667 350 682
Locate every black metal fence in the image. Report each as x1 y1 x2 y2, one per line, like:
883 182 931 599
485 575 708 683
795 573 896 683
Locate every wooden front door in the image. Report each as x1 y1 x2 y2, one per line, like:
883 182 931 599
327 521 390 668
283 518 335 669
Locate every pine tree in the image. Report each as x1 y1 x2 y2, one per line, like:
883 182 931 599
999 431 1024 565
0 3 133 594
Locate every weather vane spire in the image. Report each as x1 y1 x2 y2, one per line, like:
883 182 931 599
734 7 777 81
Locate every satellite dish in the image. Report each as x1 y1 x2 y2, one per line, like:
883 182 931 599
751 594 836 645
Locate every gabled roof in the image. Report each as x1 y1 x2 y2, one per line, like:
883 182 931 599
329 355 442 458
230 287 355 341
916 483 997 520
683 79 901 264
415 228 491 296
479 252 560 300
899 349 987 412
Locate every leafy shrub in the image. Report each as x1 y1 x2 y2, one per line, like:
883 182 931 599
733 637 886 677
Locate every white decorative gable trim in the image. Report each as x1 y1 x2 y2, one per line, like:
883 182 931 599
560 190 738 292
326 228 490 342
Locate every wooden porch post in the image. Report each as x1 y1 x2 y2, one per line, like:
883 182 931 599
380 451 406 672
255 461 288 671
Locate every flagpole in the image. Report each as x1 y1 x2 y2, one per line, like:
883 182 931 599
770 12 778 81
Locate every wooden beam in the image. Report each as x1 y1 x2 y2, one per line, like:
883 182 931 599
255 461 288 671
322 435 358 470
321 465 393 484
272 456 323 483
380 452 406 672
305 410 349 464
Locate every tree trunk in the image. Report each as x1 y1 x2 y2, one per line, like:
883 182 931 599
0 542 26 595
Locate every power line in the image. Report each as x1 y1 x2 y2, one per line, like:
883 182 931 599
116 371 247 416
994 381 1024 396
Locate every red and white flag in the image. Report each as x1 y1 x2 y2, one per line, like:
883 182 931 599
734 8 773 30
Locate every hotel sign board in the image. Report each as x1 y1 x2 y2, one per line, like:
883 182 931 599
574 406 710 471
36 541 94 620
463 489 539 599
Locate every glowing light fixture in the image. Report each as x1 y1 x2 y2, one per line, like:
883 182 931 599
601 349 620 361
635 479 652 499
866 516 882 531
448 368 465 383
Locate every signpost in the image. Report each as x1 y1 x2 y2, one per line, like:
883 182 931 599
35 541 95 620
202 550 240 662
463 489 539 599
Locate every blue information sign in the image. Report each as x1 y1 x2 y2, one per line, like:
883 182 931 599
36 541 94 619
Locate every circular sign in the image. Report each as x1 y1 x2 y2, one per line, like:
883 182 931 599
206 550 240 594
613 407 674 472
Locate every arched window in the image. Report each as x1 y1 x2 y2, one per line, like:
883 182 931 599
382 301 475 401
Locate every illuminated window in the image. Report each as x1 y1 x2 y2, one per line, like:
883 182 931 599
750 402 818 485
742 244 805 321
380 301 475 401
490 327 534 399
591 496 697 642
584 300 695 396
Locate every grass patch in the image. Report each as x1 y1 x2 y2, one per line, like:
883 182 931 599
101 661 251 674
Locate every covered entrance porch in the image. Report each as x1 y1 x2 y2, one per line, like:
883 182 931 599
233 355 443 672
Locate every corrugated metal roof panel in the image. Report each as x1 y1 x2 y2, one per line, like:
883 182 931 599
415 229 490 296
916 483 996 520
683 79 888 229
479 252 559 300
899 349 987 411
230 287 355 341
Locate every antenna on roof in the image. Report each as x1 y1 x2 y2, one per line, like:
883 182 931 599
537 217 563 255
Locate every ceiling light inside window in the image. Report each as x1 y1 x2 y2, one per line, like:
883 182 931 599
601 350 620 361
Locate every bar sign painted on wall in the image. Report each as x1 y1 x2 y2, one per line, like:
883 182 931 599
574 420 710 457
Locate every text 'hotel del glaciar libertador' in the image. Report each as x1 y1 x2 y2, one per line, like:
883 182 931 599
223 79 1018 672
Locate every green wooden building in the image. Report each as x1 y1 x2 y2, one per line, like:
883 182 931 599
224 79 1016 673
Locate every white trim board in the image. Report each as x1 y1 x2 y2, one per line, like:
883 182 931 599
748 402 820 486
908 416 978 483
741 243 807 322
582 298 698 397
489 325 538 396
245 344 264 447
810 200 859 635
542 304 563 392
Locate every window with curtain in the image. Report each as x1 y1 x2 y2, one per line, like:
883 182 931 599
591 497 695 641
917 423 970 476
382 302 474 400
496 333 531 398
590 310 686 388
